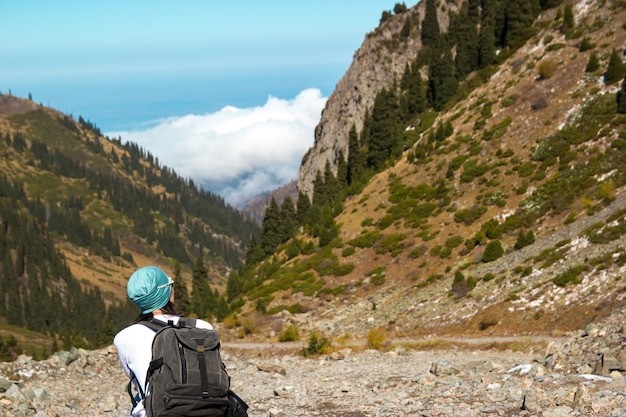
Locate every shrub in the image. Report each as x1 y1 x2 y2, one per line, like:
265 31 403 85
367 328 387 350
369 266 386 286
450 271 476 298
514 230 535 249
278 324 301 342
578 37 595 52
445 235 464 249
341 246 355 257
531 97 549 111
545 43 565 52
564 212 576 225
267 303 304 315
408 245 428 259
302 331 332 357
482 240 504 262
460 159 490 183
553 265 589 287
241 311 266 335
377 215 395 230
361 218 374 227
349 230 382 248
376 233 406 256
454 206 487 225
538 60 558 79
501 95 517 107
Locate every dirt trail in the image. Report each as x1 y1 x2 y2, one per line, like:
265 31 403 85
222 334 568 355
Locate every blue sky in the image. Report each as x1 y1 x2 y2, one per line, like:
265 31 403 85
1 1 400 206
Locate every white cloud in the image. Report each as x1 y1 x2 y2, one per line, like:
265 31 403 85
107 88 326 207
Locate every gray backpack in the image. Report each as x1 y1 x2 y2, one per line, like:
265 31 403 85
134 318 232 417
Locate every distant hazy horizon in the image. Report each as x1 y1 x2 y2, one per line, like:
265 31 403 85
1 1 399 206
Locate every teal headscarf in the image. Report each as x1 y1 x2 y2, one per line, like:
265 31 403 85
127 266 173 314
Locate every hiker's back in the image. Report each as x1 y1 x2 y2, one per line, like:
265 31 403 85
143 318 231 417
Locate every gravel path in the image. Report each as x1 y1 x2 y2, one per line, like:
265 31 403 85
1 321 626 417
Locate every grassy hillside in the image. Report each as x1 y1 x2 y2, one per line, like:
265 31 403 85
0 96 259 355
228 0 626 344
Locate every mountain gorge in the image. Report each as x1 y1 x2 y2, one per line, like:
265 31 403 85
2 0 626 358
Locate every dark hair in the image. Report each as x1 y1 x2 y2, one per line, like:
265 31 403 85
132 300 180 324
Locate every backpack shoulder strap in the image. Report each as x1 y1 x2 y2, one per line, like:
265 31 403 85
139 317 197 332
138 318 168 332
127 370 146 406
177 317 197 328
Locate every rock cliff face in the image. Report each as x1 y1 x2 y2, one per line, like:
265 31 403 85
296 1 459 197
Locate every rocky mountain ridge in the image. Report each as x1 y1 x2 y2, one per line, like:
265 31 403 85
297 2 426 198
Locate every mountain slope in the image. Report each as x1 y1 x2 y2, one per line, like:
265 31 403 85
235 0 626 342
0 96 260 353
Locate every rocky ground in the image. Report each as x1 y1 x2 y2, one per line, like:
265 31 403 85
2 309 626 417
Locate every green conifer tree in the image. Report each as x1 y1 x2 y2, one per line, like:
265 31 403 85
280 196 297 241
562 3 574 32
605 49 625 85
482 240 504 262
260 198 282 256
421 0 440 47
190 254 213 319
400 62 426 118
172 262 190 315
617 79 626 114
585 51 600 73
478 3 496 67
244 235 265 266
502 0 537 50
226 270 243 302
366 88 403 169
451 4 479 78
428 45 458 110
346 125 366 187
295 192 311 225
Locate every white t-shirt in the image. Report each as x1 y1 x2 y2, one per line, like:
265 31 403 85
113 314 213 417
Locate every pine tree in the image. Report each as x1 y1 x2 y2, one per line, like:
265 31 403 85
295 192 311 225
400 62 426 118
366 88 403 170
214 294 230 321
482 240 504 262
586 51 600 73
468 0 481 21
172 262 190 315
312 170 327 207
617 79 626 114
244 235 265 266
190 254 213 319
346 125 366 186
428 44 458 110
226 270 243 302
323 160 341 202
336 150 348 189
502 0 538 51
260 198 282 256
478 0 497 67
562 3 574 33
451 4 479 78
280 196 297 241
605 49 625 85
421 0 440 47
